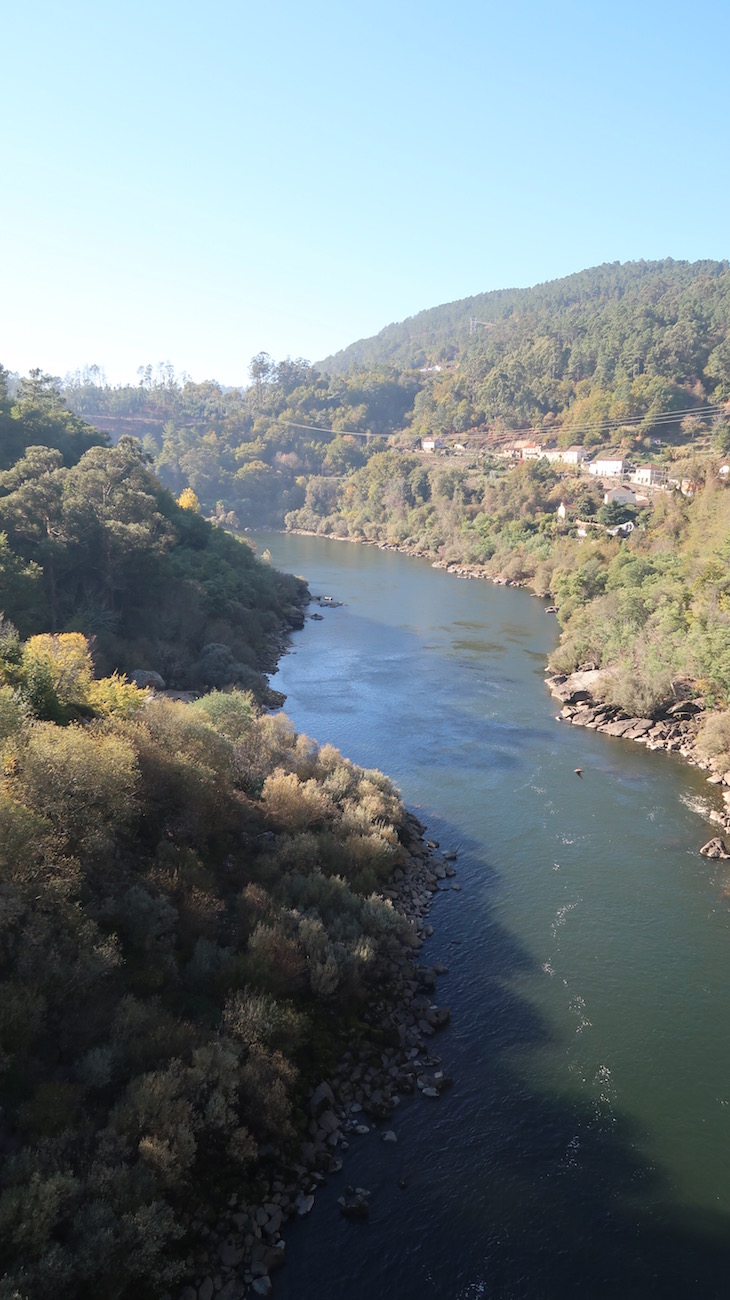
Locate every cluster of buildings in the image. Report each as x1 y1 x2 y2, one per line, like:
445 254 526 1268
418 435 711 502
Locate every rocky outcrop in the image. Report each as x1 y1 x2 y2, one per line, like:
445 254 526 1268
545 671 730 839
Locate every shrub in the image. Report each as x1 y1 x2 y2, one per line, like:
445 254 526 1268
0 684 25 740
262 769 333 832
22 633 94 712
190 688 255 742
696 711 730 773
86 672 146 718
7 721 139 857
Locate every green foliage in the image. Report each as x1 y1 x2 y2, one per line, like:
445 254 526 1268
696 712 730 772
190 687 255 741
0 635 415 1296
0 413 308 698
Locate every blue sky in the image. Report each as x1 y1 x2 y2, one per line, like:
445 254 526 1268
2 0 729 387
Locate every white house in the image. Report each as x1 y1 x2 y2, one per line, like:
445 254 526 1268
421 437 445 453
556 500 575 521
603 486 636 506
521 444 543 460
631 463 667 487
589 457 626 478
561 445 587 464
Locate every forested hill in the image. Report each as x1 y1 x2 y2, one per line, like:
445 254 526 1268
58 259 730 476
0 367 307 698
319 259 730 383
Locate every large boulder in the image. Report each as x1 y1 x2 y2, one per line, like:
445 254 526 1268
130 668 166 691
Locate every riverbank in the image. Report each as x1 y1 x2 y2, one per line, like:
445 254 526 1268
170 815 458 1300
285 527 730 845
544 667 730 840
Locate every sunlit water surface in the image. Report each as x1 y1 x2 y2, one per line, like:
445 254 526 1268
252 532 730 1300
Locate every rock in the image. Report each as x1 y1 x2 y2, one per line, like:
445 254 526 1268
622 719 654 739
263 1207 283 1236
309 1080 335 1115
381 1129 398 1142
198 1281 214 1300
295 1192 315 1215
131 668 166 691
218 1235 243 1268
338 1186 371 1220
251 1242 286 1273
699 837 730 859
666 700 703 717
317 1108 340 1135
251 1279 273 1297
218 1282 245 1300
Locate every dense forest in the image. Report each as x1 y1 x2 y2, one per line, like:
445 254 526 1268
0 368 306 700
0 372 428 1298
44 259 730 537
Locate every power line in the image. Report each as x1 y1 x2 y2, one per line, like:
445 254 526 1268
505 403 727 443
279 419 390 439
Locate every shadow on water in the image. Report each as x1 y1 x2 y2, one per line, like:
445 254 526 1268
274 822 730 1300
254 533 730 1298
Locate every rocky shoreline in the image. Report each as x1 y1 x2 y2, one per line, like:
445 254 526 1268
288 529 730 844
169 813 458 1300
545 668 730 842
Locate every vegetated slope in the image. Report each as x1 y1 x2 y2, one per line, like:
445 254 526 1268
320 257 730 380
286 447 730 721
0 368 307 697
58 259 730 539
0 634 415 1298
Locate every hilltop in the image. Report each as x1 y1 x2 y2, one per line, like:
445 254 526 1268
318 258 730 383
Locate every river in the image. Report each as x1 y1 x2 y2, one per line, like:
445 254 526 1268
254 531 730 1300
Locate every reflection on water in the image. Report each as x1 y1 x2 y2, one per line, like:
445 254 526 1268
254 532 730 1300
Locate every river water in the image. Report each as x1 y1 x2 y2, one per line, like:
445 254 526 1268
254 532 730 1300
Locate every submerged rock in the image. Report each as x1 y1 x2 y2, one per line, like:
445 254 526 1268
338 1186 371 1220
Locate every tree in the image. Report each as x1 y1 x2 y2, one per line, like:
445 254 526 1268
598 500 635 526
177 487 200 512
249 352 273 408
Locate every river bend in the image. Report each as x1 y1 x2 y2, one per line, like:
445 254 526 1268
253 532 730 1300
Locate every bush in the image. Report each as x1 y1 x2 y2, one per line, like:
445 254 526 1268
697 711 730 773
262 769 334 832
190 688 255 742
6 721 139 856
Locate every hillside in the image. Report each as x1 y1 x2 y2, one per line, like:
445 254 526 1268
57 261 730 527
0 369 307 699
319 258 730 384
